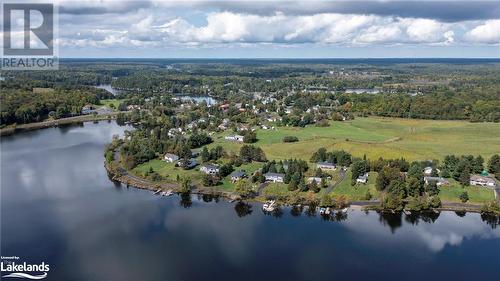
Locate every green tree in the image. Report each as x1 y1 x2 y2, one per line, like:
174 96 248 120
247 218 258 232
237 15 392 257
459 191 469 203
458 167 471 186
201 147 210 163
376 166 400 191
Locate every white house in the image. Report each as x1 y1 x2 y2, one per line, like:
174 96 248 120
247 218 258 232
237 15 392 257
423 166 440 176
264 173 285 183
225 135 244 142
424 176 449 186
200 164 220 175
164 153 179 163
307 177 322 184
316 161 337 170
168 128 183 137
470 175 496 188
356 173 369 184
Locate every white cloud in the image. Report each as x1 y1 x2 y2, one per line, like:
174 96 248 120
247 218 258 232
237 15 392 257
155 12 456 45
464 20 500 44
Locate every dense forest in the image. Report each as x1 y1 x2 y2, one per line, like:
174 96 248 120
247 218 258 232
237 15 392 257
0 88 112 125
1 60 499 125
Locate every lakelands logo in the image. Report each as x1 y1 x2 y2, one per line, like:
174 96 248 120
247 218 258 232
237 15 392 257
1 1 58 70
1 256 49 280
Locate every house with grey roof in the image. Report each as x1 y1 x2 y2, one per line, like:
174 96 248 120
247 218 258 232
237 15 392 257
264 173 285 183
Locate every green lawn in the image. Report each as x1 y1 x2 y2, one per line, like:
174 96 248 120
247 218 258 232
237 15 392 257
211 117 500 161
99 99 121 109
132 159 202 183
262 183 291 197
438 179 495 203
331 170 380 200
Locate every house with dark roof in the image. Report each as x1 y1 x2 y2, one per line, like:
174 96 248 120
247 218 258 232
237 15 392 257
230 171 247 182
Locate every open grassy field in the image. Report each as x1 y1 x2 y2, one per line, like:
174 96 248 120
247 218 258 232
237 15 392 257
211 117 500 161
330 170 380 200
99 99 121 109
132 159 202 183
438 179 495 203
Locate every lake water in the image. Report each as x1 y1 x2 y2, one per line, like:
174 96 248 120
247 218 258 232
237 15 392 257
94 84 125 95
178 95 218 105
345 88 381 94
1 121 499 281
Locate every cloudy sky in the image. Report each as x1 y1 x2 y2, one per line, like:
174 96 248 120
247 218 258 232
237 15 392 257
10 0 500 57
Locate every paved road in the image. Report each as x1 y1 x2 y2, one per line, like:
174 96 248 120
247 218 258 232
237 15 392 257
325 168 347 194
257 182 269 195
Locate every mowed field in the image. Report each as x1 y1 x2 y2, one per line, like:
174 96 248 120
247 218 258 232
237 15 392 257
211 117 500 161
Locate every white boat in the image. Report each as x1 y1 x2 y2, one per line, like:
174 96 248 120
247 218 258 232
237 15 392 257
263 200 276 212
341 207 348 213
154 189 162 195
319 207 326 215
325 207 331 215
403 210 412 215
165 190 173 196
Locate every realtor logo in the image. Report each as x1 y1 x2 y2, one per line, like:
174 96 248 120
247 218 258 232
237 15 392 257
1 1 58 70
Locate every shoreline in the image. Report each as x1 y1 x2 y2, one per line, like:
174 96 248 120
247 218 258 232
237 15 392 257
0 112 123 136
104 159 496 215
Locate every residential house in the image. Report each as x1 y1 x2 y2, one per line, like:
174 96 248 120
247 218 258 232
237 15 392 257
177 158 198 169
316 161 337 170
230 171 247 182
264 173 285 183
307 177 322 184
470 175 496 188
81 104 94 115
200 164 220 175
424 176 449 186
168 128 183 137
423 166 440 176
225 135 244 142
356 173 369 184
163 153 179 163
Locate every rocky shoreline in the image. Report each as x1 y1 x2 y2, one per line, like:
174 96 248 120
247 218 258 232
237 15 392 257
104 160 497 215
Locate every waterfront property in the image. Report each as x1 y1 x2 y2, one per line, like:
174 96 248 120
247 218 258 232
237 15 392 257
164 153 179 163
264 172 285 183
200 164 220 175
424 176 450 186
470 175 496 187
230 171 247 182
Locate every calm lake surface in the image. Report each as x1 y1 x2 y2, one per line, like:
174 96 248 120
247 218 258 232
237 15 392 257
94 84 125 95
1 121 499 281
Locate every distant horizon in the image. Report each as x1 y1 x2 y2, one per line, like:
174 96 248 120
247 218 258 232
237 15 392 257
60 57 500 60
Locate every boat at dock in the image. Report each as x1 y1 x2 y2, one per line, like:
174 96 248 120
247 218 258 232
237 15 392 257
263 200 276 212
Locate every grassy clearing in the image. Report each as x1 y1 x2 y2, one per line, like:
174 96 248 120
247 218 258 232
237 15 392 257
211 117 500 161
99 99 121 109
132 159 202 183
331 170 380 200
262 183 291 197
438 179 495 203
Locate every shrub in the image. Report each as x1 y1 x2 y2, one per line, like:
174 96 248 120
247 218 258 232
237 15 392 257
282 136 299 143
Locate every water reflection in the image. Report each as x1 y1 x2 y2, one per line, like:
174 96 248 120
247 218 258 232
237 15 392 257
234 201 253 217
1 121 500 281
